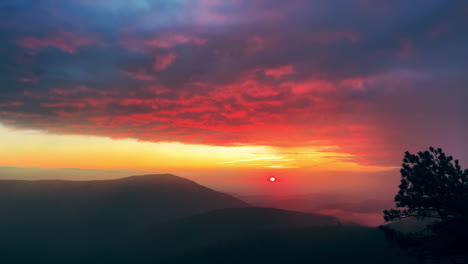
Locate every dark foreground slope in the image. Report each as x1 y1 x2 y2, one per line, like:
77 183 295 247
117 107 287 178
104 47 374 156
87 209 413 264
88 207 340 263
164 225 414 264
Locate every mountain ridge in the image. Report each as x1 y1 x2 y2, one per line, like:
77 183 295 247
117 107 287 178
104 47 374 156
0 173 250 246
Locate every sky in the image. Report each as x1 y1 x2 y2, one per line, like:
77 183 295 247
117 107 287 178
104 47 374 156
0 0 467 198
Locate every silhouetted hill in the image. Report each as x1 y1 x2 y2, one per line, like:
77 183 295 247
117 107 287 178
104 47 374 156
0 174 414 264
167 207 338 230
237 193 393 226
163 225 415 264
91 207 340 263
0 174 248 250
261 198 393 214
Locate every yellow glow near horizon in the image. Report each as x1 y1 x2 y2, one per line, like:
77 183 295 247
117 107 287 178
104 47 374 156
0 125 393 172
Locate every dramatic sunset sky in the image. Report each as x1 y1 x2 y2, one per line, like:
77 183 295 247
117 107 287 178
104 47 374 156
0 0 467 196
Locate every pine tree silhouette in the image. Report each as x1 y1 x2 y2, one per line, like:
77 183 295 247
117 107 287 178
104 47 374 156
381 147 468 263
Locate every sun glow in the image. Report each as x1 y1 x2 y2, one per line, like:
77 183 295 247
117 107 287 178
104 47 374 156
0 125 393 172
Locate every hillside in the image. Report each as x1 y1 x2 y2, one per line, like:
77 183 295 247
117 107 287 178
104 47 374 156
0 174 249 249
90 207 340 263
237 193 394 226
0 174 413 264
164 225 415 264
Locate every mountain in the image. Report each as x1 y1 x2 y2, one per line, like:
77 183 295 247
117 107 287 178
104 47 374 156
0 174 248 250
0 173 248 220
235 193 393 226
0 174 413 264
164 226 415 264
259 198 394 214
91 207 340 263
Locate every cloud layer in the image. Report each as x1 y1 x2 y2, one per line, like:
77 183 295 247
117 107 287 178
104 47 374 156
1 0 467 166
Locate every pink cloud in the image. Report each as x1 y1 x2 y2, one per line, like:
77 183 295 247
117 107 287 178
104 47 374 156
19 76 39 83
0 101 23 107
340 77 367 91
40 102 87 108
49 85 93 96
281 79 336 94
122 70 157 81
264 64 295 78
18 31 98 54
186 0 229 24
311 31 361 43
122 33 207 53
153 53 177 72
245 35 266 54
143 33 207 49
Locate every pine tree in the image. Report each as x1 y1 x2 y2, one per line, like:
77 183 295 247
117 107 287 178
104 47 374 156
381 147 468 262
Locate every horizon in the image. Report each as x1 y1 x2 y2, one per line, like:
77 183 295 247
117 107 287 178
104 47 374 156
0 167 394 226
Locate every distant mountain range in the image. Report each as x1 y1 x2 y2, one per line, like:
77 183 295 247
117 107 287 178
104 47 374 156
0 174 413 263
232 192 394 226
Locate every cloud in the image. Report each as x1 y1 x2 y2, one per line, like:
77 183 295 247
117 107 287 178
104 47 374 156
17 31 98 54
310 31 361 44
0 0 467 166
122 70 157 81
19 77 38 83
264 64 295 78
0 101 23 107
144 34 207 49
153 53 177 72
122 33 207 53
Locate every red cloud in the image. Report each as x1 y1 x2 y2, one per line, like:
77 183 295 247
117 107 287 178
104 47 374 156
0 101 23 107
40 102 88 109
3 0 465 169
122 33 207 53
49 85 93 96
281 79 336 94
143 34 207 49
0 70 439 167
122 70 157 81
264 64 295 78
18 31 98 54
153 53 177 72
19 77 39 83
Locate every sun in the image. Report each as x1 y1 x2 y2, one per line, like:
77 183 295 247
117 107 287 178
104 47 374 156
269 176 277 182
